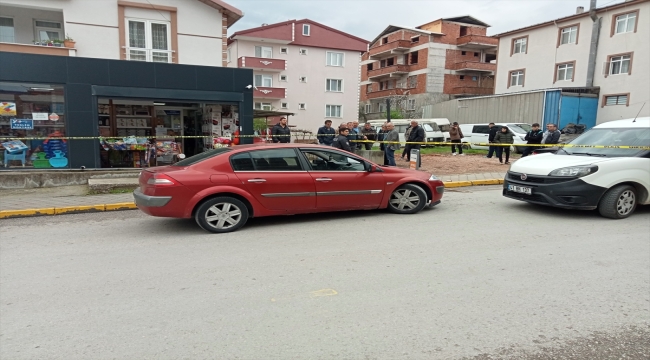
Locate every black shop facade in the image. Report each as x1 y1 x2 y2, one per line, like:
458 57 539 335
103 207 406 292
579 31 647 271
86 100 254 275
0 52 253 169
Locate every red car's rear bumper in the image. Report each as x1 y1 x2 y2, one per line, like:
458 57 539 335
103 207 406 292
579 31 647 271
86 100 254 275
134 187 191 218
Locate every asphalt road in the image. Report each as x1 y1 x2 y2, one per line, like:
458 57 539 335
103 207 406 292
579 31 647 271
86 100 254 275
1 186 649 359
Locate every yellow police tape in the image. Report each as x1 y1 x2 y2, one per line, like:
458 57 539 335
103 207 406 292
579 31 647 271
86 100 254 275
2 135 649 150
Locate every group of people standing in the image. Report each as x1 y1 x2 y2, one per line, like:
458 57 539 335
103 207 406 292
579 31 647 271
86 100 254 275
484 122 561 164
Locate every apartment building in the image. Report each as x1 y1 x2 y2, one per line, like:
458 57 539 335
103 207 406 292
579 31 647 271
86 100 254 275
0 0 242 66
494 0 649 124
227 19 368 132
359 16 497 120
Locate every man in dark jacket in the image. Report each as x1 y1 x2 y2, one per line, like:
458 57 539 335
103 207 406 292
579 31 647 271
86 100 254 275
317 120 336 146
345 121 358 151
272 117 291 143
405 120 425 161
377 123 389 165
494 126 515 164
361 123 377 150
522 123 544 157
486 122 499 158
332 127 352 152
542 123 561 145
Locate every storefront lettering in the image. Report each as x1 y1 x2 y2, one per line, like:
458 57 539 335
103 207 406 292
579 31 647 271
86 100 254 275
10 119 34 130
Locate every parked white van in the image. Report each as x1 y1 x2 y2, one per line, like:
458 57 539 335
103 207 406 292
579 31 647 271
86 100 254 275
503 117 650 219
459 123 532 153
367 118 451 145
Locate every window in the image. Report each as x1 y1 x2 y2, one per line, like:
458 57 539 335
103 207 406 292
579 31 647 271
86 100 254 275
280 75 287 82
604 94 629 106
226 48 231 63
176 148 231 167
512 37 527 55
325 105 342 118
461 51 466 55
408 75 417 89
509 70 525 87
281 102 288 109
280 47 288 54
126 19 171 62
460 26 468 36
560 25 578 45
299 48 308 55
298 103 306 110
380 58 394 68
459 75 465 80
472 76 478 81
34 20 62 42
614 12 637 35
250 149 303 171
387 81 394 90
407 99 416 111
367 63 373 71
411 36 420 43
382 37 388 44
378 103 386 113
326 51 344 66
254 46 272 58
0 17 15 43
254 74 273 87
609 54 631 75
474 52 479 57
301 149 366 172
410 51 419 64
254 102 272 110
556 62 574 82
299 76 307 83
366 84 372 93
365 104 372 114
230 152 255 171
303 24 310 36
326 79 343 92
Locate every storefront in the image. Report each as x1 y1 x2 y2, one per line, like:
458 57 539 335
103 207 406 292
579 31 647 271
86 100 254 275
0 52 253 169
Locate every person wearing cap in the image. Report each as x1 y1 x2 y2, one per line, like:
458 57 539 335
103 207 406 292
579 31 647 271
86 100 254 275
272 117 291 143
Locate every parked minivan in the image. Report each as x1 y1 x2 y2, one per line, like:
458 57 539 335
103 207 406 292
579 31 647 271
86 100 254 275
367 118 451 145
503 117 650 219
459 123 532 153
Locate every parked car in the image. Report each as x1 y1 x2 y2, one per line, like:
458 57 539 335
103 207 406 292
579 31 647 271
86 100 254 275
503 117 650 219
134 144 445 233
367 118 451 145
459 123 532 153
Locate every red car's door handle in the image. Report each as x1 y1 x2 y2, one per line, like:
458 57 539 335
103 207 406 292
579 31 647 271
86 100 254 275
315 178 332 182
248 178 267 183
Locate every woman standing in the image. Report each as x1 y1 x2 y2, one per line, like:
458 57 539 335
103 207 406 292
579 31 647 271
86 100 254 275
449 122 465 156
493 126 515 164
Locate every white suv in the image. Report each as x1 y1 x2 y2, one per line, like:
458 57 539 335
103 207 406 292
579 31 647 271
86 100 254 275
503 117 650 219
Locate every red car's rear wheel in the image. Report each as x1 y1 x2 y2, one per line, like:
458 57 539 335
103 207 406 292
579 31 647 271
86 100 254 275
195 197 249 233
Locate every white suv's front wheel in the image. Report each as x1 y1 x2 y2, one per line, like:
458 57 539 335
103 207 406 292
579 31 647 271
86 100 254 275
598 185 637 219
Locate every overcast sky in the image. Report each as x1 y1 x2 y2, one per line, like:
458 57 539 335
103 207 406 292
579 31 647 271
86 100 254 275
226 0 624 40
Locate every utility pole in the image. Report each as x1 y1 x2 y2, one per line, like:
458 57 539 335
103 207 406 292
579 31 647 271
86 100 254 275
386 98 391 122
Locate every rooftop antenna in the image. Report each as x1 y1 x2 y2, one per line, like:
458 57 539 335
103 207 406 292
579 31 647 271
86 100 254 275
632 102 646 122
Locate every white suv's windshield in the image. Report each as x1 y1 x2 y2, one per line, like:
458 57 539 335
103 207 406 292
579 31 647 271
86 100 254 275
423 124 437 132
562 128 650 157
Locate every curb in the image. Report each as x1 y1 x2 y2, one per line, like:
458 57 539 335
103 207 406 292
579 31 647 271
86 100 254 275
0 180 505 219
0 202 137 219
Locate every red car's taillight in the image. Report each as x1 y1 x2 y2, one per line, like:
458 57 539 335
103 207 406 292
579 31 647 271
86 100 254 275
147 174 179 186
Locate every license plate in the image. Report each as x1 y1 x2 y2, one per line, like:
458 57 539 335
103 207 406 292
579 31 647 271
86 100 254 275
508 185 532 195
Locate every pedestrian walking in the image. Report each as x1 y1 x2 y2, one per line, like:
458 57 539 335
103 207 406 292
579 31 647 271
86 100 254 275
405 120 425 161
494 126 515 164
361 123 377 150
271 117 291 143
449 122 465 156
542 123 561 145
332 127 352 152
486 122 498 158
384 122 400 166
317 120 336 146
522 123 544 157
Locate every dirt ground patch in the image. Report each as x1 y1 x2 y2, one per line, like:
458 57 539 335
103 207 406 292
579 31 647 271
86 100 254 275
394 153 521 175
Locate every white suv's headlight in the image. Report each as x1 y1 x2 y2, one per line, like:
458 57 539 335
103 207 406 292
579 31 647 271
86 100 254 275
429 174 439 181
548 165 598 177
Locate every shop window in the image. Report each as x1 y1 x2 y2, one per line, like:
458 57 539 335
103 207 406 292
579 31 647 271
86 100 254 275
126 19 171 63
0 17 15 43
0 82 67 168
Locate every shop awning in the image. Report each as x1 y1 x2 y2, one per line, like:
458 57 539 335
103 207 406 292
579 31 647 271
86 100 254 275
253 109 295 118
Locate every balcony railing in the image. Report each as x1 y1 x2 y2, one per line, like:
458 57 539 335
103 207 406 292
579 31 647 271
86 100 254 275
238 56 286 72
366 88 410 98
254 87 286 99
456 35 498 49
368 40 411 59
451 86 494 96
126 48 173 63
450 61 496 73
0 42 76 57
367 64 410 80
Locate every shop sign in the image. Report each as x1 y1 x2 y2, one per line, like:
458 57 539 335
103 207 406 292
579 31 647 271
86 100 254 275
33 112 49 120
1 102 16 116
10 118 34 130
49 113 60 121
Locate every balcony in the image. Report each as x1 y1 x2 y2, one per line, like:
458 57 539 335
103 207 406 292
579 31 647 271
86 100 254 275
456 35 498 50
0 42 76 57
238 56 286 72
367 64 410 81
366 88 410 98
253 87 286 99
450 86 494 96
450 61 495 73
368 40 411 60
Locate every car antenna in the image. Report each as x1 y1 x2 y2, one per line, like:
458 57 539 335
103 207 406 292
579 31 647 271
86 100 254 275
632 102 646 122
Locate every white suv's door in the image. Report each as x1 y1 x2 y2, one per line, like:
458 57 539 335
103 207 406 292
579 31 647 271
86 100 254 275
471 125 491 150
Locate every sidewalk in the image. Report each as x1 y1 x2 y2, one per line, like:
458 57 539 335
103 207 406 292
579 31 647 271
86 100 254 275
0 172 506 218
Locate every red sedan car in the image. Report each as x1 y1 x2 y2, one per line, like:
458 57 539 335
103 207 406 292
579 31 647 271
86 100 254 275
134 144 445 233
